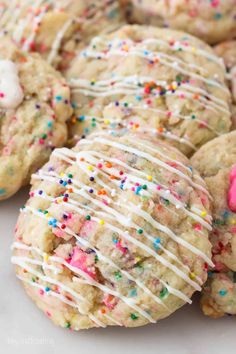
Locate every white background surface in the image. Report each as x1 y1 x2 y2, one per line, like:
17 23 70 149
1 188 236 354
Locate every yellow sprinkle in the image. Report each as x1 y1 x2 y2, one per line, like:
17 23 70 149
99 219 105 225
201 211 207 217
135 256 141 263
172 84 177 90
147 175 153 181
189 272 196 280
44 254 49 262
87 165 93 171
230 219 236 225
59 172 65 177
104 119 110 125
192 47 196 53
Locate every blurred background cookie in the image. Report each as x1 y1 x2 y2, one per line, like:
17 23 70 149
0 0 124 70
121 0 236 45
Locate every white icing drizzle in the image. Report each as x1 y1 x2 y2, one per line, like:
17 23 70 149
0 60 24 109
18 205 194 305
12 241 170 308
12 245 157 323
31 158 213 268
15 274 106 328
70 76 230 116
53 146 212 227
47 19 73 65
138 38 225 68
81 37 229 95
79 135 212 197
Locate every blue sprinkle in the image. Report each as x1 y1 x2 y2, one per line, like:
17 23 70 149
135 186 142 195
45 287 50 292
153 238 161 250
129 288 137 297
0 188 6 195
79 115 85 122
219 289 227 296
55 95 63 102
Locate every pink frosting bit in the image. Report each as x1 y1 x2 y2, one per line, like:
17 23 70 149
69 247 96 279
228 165 236 213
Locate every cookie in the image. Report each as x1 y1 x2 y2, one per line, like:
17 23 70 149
0 0 124 70
191 131 236 317
66 25 232 156
121 0 236 45
12 132 213 330
0 36 72 201
214 41 236 104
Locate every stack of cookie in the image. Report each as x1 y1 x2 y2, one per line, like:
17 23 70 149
0 0 235 330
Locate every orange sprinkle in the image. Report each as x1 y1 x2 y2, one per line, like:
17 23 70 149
106 162 112 168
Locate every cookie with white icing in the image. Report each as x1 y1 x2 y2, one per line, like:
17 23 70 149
191 131 236 317
0 36 72 201
12 132 213 330
121 0 236 45
0 0 124 70
66 25 232 156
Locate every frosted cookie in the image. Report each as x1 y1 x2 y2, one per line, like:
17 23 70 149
191 131 236 317
12 132 213 330
66 25 231 156
121 0 236 45
0 0 124 70
214 41 236 104
0 36 72 201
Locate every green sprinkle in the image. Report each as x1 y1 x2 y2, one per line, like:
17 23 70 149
160 287 168 299
130 313 138 320
65 322 71 329
142 184 147 190
85 215 91 220
114 271 122 280
137 229 143 234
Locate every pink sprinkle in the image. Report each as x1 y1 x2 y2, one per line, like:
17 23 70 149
39 289 44 295
0 92 5 98
39 138 45 145
194 224 202 231
228 165 236 212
